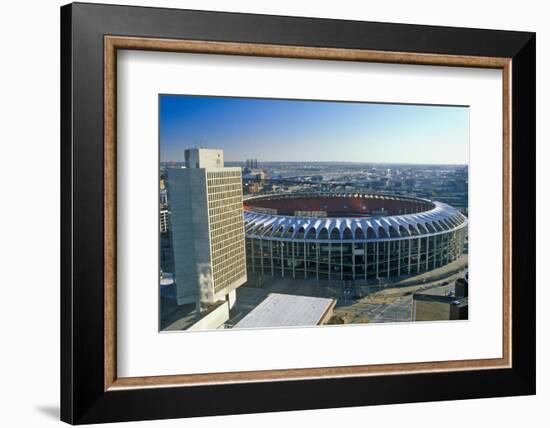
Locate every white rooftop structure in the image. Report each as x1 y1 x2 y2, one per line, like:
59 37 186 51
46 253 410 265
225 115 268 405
184 148 224 169
160 272 174 286
234 293 336 329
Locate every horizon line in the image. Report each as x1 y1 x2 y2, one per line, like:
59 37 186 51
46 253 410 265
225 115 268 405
161 159 468 166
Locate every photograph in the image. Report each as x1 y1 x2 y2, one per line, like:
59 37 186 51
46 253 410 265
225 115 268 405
159 95 470 331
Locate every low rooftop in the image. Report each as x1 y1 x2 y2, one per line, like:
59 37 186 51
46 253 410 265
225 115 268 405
234 293 335 329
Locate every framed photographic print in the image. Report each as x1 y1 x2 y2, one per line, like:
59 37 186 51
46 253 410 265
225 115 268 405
60 2 536 424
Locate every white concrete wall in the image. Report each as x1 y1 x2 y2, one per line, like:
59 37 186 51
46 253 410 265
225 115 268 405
185 148 224 169
187 301 230 331
168 168 214 305
227 289 237 310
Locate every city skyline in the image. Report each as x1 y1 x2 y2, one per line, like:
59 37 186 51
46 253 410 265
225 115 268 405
160 95 469 165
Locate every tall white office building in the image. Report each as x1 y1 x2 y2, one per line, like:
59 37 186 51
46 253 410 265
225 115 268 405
168 148 247 310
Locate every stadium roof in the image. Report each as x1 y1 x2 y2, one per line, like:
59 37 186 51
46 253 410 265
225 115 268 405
243 192 467 240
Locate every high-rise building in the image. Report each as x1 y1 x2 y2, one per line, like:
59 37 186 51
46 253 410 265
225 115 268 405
159 209 170 233
168 148 247 310
245 158 258 170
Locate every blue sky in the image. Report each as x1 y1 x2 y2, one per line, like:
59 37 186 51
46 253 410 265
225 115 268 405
159 95 469 164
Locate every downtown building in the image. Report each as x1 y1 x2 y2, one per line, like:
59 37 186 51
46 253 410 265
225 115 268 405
168 148 247 310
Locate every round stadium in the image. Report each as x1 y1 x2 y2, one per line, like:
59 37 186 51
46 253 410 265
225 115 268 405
243 192 467 282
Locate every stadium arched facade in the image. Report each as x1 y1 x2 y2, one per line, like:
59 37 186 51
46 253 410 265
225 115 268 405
243 192 467 281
